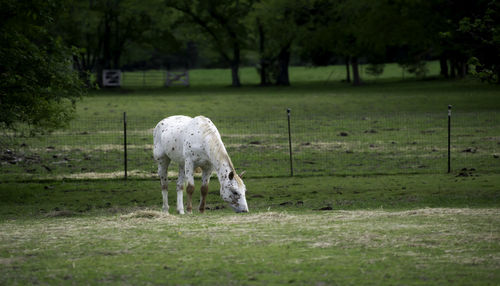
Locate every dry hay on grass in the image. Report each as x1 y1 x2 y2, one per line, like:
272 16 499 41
120 209 174 220
55 170 156 180
1 208 498 269
44 210 75 218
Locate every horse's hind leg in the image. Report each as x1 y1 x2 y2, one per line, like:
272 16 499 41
199 169 211 213
176 165 186 215
157 157 171 213
184 160 195 214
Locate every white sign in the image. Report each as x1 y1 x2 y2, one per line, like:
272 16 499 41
103 70 122 87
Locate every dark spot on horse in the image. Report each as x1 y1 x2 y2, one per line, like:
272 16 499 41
172 147 175 151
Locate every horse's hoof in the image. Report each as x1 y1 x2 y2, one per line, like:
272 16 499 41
178 210 185 215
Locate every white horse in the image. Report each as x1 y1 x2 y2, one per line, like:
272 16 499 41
153 115 249 214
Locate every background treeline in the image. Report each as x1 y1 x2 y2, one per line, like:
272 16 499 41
61 0 500 87
1 0 499 124
3 0 499 88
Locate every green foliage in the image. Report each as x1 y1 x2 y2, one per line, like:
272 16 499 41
365 64 385 77
468 57 498 83
0 0 85 132
458 0 500 83
31 0 499 86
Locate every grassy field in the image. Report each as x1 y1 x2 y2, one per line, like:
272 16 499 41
1 65 500 285
2 69 499 180
120 61 442 87
1 173 500 285
1 208 499 285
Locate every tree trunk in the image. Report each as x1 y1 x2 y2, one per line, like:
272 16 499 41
228 39 241 87
439 56 449 78
73 55 92 87
351 56 361 86
257 18 269 86
230 62 241 87
345 56 351 83
459 60 466 78
97 13 112 87
450 59 457 78
276 44 290 86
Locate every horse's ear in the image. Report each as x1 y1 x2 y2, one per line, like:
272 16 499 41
239 171 246 178
228 171 234 180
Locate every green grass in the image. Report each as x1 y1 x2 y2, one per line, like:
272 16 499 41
1 173 500 285
2 74 499 180
1 207 499 285
1 65 500 285
1 173 499 219
120 61 441 87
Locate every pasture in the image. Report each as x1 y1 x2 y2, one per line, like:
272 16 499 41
1 66 500 285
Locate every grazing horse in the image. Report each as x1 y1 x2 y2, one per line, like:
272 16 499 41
153 115 249 214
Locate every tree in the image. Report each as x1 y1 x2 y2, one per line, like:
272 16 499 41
458 0 500 83
0 0 85 132
252 0 311 86
167 0 254 87
301 0 444 84
59 0 162 87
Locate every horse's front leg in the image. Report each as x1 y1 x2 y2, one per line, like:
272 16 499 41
184 161 195 214
176 165 186 215
199 169 211 213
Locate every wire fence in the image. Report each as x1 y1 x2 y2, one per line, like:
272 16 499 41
1 109 499 181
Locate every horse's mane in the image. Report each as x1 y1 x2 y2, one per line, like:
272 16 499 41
200 117 235 172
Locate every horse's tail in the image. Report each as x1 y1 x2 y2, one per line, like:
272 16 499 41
153 120 165 159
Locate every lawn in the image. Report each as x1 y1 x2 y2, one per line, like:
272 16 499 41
1 65 500 285
1 171 500 284
2 70 499 180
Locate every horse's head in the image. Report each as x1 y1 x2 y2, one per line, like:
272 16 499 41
220 171 248 213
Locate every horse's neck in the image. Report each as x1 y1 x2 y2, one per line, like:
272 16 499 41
203 131 234 181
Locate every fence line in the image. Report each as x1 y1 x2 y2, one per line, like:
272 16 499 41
1 109 499 181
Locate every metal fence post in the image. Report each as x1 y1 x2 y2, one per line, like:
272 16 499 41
448 105 452 173
287 108 293 177
124 112 128 180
